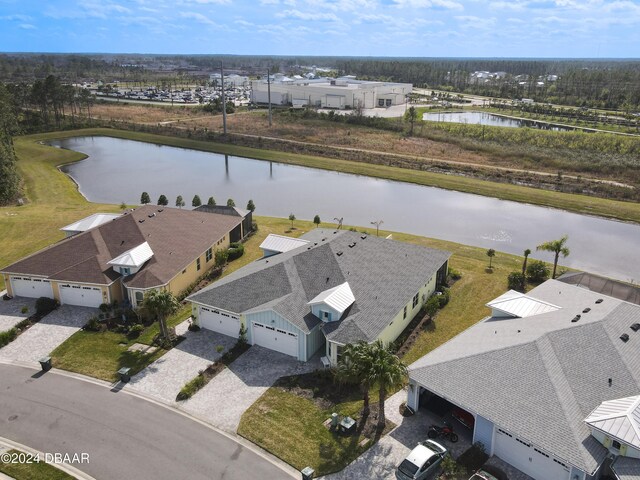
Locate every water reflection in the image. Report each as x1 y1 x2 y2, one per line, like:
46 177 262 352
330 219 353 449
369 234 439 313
422 111 580 132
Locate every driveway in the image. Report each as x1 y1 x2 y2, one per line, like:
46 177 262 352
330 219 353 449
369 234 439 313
322 389 471 480
181 345 321 433
0 305 96 363
127 320 237 403
0 296 37 331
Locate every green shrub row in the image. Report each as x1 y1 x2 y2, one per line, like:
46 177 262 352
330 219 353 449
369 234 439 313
0 328 18 348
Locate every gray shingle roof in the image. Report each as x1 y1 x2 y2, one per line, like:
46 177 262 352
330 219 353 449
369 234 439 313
188 228 450 338
612 456 640 480
409 280 640 474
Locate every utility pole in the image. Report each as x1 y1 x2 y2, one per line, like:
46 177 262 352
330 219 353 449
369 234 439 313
221 61 227 135
267 68 272 127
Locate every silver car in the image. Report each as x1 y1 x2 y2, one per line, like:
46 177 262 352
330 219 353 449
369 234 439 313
395 439 448 480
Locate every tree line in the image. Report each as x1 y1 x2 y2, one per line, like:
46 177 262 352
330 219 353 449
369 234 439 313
0 83 20 205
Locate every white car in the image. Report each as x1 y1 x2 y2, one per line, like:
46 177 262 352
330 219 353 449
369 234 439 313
395 439 448 480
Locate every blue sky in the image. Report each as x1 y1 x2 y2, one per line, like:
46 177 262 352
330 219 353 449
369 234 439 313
1 0 639 57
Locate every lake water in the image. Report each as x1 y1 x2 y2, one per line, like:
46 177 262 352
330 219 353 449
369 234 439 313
422 111 578 131
52 136 640 282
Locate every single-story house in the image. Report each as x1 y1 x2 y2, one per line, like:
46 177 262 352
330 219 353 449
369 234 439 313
1 206 245 308
187 229 450 363
194 205 252 243
407 275 640 480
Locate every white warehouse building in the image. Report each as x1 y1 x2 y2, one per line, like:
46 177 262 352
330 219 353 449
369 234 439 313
250 75 412 109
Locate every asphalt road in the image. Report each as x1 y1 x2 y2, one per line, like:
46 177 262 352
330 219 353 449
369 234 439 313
0 364 292 480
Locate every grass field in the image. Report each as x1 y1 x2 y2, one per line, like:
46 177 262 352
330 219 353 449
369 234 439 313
0 450 74 480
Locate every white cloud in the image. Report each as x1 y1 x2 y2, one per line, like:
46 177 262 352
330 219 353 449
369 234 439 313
276 9 339 21
0 14 33 21
19 23 36 29
391 0 463 10
180 11 217 25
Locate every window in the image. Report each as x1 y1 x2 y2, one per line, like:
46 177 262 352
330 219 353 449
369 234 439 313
135 291 144 303
206 248 213 262
378 99 384 107
197 258 201 271
612 440 622 450
403 306 407 319
412 292 419 309
322 310 332 322
121 267 130 275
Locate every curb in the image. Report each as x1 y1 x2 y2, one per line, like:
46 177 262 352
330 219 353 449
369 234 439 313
0 359 299 479
0 436 95 480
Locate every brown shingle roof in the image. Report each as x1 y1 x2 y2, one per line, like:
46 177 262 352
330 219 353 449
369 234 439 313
2 206 242 289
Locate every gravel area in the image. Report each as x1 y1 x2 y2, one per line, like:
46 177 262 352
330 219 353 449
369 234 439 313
0 305 97 363
181 345 321 433
0 296 38 331
127 320 237 403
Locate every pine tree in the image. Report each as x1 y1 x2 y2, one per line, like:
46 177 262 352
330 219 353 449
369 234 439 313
246 199 255 212
140 192 151 204
0 84 21 205
207 197 216 206
176 195 185 208
192 195 202 207
157 194 168 206
226 198 235 207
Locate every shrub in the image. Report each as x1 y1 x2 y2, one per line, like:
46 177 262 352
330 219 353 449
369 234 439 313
177 372 207 400
425 295 440 317
448 267 462 280
527 260 550 283
251 221 258 232
15 318 30 330
227 243 244 261
129 324 144 334
437 287 450 307
440 455 460 477
84 316 101 332
508 271 526 292
238 324 248 345
35 297 58 316
214 249 229 267
0 328 18 348
20 306 29 314
99 303 110 312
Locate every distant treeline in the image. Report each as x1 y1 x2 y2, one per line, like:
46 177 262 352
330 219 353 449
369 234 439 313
1 54 639 110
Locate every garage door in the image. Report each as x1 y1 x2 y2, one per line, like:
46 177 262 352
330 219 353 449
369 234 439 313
494 428 569 480
59 284 103 307
252 322 298 358
199 307 239 338
10 276 54 299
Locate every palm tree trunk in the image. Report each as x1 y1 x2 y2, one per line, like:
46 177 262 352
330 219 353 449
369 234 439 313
362 384 370 417
159 315 169 340
378 386 386 429
553 253 559 279
522 256 528 275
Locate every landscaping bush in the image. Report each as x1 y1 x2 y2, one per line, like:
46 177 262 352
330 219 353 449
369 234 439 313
99 303 110 312
227 242 244 261
437 287 450 307
35 297 57 316
128 324 144 337
507 271 526 292
238 324 248 345
20 306 29 314
526 260 550 283
177 371 207 401
448 267 462 280
83 316 101 332
425 295 441 317
214 249 229 267
14 318 30 330
0 328 18 348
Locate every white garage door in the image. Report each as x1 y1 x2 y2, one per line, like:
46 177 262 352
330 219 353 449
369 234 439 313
199 307 239 338
494 428 569 480
59 284 103 307
10 276 54 299
252 322 298 358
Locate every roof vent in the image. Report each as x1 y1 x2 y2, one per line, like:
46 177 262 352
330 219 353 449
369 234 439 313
148 213 156 218
314 243 318 246
348 242 356 248
583 307 591 313
571 315 581 323
361 235 367 239
307 247 311 250
322 238 327 241
333 231 337 234
138 219 145 223
631 323 640 332
336 251 343 256
620 333 630 342
120 240 125 246
158 209 163 212
596 298 603 304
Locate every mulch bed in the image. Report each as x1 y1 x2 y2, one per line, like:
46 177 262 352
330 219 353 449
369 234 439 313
394 310 432 358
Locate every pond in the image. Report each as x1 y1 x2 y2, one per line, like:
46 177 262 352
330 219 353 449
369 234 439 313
52 136 639 282
422 111 579 132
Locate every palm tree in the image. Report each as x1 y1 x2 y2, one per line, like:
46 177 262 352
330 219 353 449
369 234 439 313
522 249 531 275
288 213 296 229
368 340 408 429
335 342 373 417
537 235 570 279
142 290 179 343
486 249 496 269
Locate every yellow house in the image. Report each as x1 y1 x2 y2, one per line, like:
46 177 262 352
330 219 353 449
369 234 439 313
188 229 450 363
1 206 245 308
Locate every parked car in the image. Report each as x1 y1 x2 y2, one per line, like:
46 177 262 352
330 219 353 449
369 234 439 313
395 439 448 480
452 406 475 430
469 469 499 480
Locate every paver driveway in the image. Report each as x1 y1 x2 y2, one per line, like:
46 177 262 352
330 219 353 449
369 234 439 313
0 296 37 331
182 345 321 433
127 320 237 403
0 305 96 363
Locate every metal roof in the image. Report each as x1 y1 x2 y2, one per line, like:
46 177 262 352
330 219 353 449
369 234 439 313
586 396 640 448
308 282 355 314
487 290 561 318
60 213 120 233
259 234 309 254
108 241 154 268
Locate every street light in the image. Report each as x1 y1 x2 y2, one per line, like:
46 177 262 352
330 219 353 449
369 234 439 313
370 220 383 237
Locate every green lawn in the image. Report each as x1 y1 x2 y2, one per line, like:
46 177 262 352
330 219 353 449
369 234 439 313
0 450 74 480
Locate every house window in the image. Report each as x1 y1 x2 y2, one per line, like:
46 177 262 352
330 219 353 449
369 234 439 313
121 267 130 275
612 440 622 450
321 310 332 322
197 258 201 271
403 306 407 319
378 99 384 107
206 248 213 262
412 293 419 309
135 291 144 304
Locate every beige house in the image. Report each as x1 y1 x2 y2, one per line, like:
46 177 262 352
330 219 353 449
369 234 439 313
1 206 243 308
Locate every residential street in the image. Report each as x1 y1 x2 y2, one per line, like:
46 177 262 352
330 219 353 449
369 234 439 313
0 363 293 480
